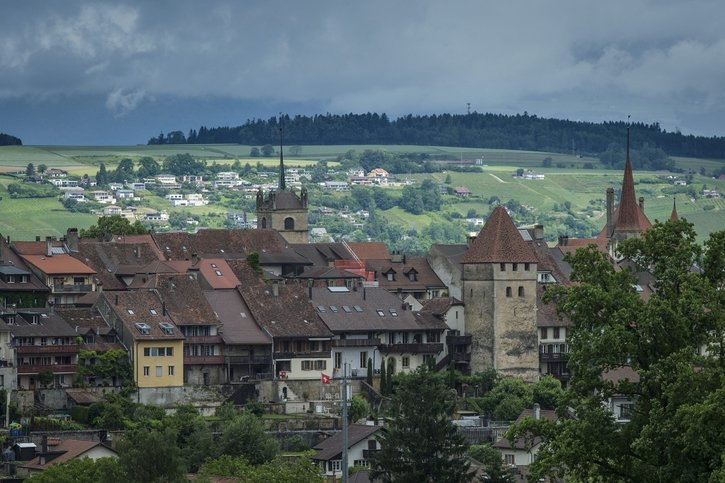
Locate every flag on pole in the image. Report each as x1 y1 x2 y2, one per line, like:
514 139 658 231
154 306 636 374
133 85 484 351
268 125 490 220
321 373 331 384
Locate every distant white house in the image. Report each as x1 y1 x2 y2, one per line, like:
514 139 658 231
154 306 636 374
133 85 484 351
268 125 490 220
63 191 86 202
155 174 178 185
91 191 116 204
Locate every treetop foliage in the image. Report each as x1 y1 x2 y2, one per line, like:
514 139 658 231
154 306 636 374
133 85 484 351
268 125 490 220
79 215 148 239
0 132 22 145
513 219 725 482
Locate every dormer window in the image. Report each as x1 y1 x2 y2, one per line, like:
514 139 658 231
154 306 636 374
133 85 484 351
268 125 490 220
407 270 417 282
386 271 395 281
160 322 174 335
135 322 151 335
149 309 158 316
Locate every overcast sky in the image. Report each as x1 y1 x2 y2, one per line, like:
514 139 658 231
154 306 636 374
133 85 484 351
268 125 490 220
2 0 724 145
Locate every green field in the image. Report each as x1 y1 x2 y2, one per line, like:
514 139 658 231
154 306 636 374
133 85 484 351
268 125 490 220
1 144 723 243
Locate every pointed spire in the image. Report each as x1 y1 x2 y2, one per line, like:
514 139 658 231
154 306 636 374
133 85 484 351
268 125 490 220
278 115 286 191
462 206 537 263
614 126 649 231
670 196 679 221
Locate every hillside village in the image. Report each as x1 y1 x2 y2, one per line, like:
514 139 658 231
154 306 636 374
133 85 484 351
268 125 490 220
0 136 715 481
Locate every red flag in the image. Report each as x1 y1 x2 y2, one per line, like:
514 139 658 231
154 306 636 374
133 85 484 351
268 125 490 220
321 373 331 384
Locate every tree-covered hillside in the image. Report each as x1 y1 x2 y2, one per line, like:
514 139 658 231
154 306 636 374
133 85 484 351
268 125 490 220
149 112 725 160
0 132 22 146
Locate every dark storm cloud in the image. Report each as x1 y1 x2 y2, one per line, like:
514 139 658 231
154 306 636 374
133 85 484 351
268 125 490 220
1 0 724 143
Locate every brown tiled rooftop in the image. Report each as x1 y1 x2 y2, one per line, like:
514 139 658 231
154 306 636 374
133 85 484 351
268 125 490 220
152 228 286 261
462 206 538 263
152 274 221 327
21 254 96 275
346 242 390 261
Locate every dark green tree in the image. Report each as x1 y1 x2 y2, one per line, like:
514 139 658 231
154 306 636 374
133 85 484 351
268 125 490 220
250 147 260 157
261 144 274 157
95 163 108 186
367 357 374 386
467 444 513 483
37 163 48 174
25 457 126 483
137 156 160 178
117 426 185 482
371 366 473 482
79 215 148 239
113 158 135 182
25 163 35 176
380 358 387 396
219 412 279 465
512 220 725 482
163 153 205 176
199 455 322 483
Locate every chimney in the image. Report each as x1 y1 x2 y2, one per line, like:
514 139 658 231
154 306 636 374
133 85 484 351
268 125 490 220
533 403 541 420
46 236 53 257
115 294 119 306
162 302 166 316
401 302 407 311
135 245 142 259
606 187 615 237
533 224 544 240
272 280 279 297
42 435 48 454
639 197 645 210
363 287 366 300
402 254 406 264
557 235 568 247
191 253 199 265
97 281 103 295
66 228 79 252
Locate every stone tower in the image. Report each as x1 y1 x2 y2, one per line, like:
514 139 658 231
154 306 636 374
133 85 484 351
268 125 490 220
255 123 309 244
461 206 539 381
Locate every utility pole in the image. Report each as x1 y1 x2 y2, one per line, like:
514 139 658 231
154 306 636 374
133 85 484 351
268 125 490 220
342 362 349 483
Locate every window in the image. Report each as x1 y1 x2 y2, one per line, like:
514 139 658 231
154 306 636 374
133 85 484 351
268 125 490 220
168 365 174 376
156 366 162 377
506 287 512 297
553 327 560 339
314 360 326 370
408 271 417 281
500 263 506 271
284 217 295 230
504 454 515 465
518 286 525 297
376 309 385 317
342 305 351 313
524 263 530 271
160 322 174 335
423 354 435 366
329 460 342 473
334 352 342 369
261 217 267 229
540 328 548 340
402 356 410 368
360 352 368 368
143 366 150 376
166 347 173 356
353 305 363 312
512 263 518 271
386 271 395 281
150 309 158 315
135 323 151 335
301 360 312 371
389 309 398 317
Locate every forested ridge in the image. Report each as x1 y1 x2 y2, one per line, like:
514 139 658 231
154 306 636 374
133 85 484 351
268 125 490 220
0 132 22 146
150 112 725 159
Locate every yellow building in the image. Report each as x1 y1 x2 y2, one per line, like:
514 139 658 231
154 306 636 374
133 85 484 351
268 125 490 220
96 291 184 388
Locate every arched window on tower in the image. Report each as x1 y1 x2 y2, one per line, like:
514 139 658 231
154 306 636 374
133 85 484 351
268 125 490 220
261 217 267 229
284 217 295 230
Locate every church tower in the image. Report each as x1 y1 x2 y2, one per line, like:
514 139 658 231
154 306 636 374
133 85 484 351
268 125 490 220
604 127 651 259
256 121 309 244
461 206 539 381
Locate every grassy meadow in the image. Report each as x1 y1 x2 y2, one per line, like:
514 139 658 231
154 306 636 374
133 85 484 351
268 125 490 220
0 144 723 243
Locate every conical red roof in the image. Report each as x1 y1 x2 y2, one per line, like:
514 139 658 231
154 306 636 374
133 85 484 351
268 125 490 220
462 206 537 263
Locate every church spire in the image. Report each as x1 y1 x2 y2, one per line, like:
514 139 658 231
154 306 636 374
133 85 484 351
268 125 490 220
615 125 643 231
670 196 679 221
278 115 286 191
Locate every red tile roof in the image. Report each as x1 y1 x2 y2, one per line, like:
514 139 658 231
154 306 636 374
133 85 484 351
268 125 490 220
346 242 390 261
462 206 538 263
196 259 241 289
21 254 96 275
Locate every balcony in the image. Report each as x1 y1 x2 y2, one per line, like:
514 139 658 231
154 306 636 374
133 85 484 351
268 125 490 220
446 334 472 345
17 364 76 374
449 352 471 362
332 338 380 348
183 335 223 344
184 355 225 365
378 343 443 354
363 449 380 459
226 355 273 365
539 352 570 362
51 284 93 293
273 351 331 360
15 345 80 355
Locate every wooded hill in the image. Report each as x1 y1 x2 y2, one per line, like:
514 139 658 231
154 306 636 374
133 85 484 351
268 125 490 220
150 112 725 160
0 132 22 146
